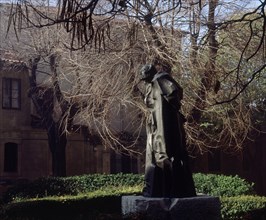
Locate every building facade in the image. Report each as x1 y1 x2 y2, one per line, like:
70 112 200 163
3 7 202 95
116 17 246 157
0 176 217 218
0 52 143 185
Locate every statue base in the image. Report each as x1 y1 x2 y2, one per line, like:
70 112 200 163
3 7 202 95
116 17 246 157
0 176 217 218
121 195 221 220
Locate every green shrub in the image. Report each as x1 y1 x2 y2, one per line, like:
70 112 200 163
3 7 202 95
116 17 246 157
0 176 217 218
3 173 255 202
221 195 266 220
1 173 264 220
3 173 144 202
193 173 255 197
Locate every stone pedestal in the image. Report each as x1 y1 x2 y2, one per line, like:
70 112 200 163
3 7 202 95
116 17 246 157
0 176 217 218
121 195 221 220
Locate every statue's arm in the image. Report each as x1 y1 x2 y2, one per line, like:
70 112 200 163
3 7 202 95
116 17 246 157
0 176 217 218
158 78 183 110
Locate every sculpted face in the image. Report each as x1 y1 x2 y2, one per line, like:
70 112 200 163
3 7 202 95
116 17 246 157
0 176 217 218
139 64 157 83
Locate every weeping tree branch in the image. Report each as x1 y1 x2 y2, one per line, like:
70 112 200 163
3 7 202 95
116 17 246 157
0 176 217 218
7 0 126 50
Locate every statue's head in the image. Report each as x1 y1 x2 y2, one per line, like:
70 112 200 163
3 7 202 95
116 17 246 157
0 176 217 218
139 64 157 82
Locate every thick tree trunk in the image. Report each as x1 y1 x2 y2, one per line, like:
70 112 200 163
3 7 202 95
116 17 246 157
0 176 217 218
28 57 68 177
48 123 67 177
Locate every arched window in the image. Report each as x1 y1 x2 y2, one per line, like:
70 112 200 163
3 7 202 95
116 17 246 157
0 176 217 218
4 142 18 172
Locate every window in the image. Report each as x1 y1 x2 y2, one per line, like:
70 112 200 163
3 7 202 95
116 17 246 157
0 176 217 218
2 78 21 109
4 142 18 172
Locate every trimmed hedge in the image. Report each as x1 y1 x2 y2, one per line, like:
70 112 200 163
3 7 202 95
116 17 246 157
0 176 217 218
3 173 255 203
1 173 265 220
193 173 255 197
221 196 266 220
2 195 266 220
3 173 144 202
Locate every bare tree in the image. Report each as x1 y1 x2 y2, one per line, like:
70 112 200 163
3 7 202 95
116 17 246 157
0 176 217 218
28 53 80 176
111 0 266 153
4 0 266 157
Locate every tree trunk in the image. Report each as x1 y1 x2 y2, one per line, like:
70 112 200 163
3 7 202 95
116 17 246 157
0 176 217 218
28 57 67 177
48 123 67 177
188 0 219 124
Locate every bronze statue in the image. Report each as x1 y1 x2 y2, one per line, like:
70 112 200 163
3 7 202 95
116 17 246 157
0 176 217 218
140 63 196 198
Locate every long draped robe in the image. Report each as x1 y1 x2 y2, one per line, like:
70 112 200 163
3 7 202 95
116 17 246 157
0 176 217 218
143 72 196 198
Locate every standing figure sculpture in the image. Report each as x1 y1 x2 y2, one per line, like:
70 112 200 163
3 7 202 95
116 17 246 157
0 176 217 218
140 63 196 198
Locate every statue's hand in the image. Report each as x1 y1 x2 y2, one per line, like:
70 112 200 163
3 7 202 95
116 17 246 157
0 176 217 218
162 158 173 171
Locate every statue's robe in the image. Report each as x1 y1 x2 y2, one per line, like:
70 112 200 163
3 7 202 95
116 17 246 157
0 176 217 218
143 72 196 198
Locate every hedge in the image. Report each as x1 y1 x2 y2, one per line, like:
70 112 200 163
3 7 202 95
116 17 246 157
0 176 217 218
3 173 254 202
1 173 263 220
221 195 266 220
2 194 266 220
193 173 255 197
3 173 144 202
